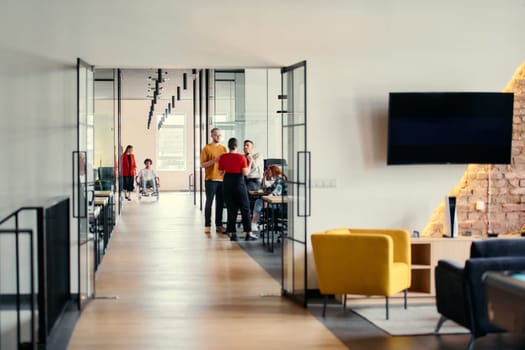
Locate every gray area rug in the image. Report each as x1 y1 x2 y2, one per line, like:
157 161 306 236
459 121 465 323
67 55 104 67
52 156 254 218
352 304 470 336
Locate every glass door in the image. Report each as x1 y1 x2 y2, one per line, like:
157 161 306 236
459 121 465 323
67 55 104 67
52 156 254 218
280 61 310 306
75 58 95 308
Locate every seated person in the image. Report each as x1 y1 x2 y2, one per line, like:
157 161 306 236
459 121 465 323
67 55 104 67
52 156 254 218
136 158 160 194
251 165 287 232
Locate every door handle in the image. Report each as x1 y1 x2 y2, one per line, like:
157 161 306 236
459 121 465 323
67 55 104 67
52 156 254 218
296 151 311 217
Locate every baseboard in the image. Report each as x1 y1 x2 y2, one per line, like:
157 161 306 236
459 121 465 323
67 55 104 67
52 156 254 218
0 293 33 309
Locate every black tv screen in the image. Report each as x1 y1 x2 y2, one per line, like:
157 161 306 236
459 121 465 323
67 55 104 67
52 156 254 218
387 92 514 165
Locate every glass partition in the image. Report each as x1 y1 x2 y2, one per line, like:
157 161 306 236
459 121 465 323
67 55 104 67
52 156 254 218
281 61 309 306
94 69 116 192
77 58 95 308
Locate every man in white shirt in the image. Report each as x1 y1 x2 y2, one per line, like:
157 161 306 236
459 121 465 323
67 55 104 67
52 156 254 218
243 140 264 191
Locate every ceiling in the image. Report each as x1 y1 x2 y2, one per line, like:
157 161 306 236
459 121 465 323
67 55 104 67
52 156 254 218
120 69 194 101
95 68 194 100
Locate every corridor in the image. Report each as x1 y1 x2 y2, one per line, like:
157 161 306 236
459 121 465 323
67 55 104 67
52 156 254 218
67 192 345 349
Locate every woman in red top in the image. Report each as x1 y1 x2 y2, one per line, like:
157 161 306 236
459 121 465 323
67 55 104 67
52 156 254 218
218 138 257 241
121 145 137 200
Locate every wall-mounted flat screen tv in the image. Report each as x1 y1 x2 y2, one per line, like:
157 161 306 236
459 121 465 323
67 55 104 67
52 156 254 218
387 92 514 165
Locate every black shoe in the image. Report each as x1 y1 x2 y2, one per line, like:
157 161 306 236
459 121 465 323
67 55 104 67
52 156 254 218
245 232 258 241
230 233 238 241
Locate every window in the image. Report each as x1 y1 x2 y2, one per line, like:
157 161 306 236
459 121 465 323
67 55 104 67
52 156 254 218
157 114 186 171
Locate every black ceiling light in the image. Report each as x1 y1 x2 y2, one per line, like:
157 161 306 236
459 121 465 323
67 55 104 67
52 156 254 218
147 111 153 129
155 68 168 83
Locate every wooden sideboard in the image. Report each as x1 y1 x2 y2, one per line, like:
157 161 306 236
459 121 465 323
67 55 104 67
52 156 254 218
410 237 476 295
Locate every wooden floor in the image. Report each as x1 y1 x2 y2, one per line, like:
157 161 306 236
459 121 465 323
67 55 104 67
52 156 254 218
67 192 346 350
67 192 525 350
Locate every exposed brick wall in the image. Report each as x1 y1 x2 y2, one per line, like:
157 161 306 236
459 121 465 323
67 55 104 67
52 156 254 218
423 63 525 237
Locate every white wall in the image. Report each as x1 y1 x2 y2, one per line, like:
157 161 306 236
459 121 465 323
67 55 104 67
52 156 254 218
0 50 77 216
0 46 78 291
1 0 525 288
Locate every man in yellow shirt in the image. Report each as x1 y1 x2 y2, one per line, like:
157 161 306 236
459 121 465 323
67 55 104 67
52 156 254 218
200 128 228 234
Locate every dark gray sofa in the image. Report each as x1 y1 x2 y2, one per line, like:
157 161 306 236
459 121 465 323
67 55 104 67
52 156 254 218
435 238 525 350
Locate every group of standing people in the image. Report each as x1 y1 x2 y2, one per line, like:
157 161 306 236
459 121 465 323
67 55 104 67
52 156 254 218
121 127 283 242
200 127 285 242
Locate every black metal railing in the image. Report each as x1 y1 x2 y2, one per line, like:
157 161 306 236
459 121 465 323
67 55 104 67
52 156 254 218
0 196 71 349
0 228 35 350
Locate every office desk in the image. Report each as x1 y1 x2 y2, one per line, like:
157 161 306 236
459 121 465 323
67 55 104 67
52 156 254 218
248 190 267 197
485 271 525 333
262 195 287 205
95 190 113 197
248 190 268 210
94 197 112 256
95 190 115 227
89 206 103 270
262 195 287 252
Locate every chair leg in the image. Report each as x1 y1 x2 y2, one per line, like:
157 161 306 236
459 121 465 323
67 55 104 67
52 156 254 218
385 296 389 320
435 315 447 333
343 294 347 313
404 289 408 309
467 335 477 350
322 295 327 318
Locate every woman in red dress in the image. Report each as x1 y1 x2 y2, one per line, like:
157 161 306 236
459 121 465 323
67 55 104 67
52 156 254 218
121 145 137 200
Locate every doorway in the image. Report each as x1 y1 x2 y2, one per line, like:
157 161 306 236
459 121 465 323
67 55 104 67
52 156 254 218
89 63 309 303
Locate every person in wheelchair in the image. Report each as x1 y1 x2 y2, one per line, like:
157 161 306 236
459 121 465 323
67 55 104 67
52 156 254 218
136 158 160 196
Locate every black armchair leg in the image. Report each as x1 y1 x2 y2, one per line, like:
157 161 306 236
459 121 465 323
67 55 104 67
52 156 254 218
322 295 328 318
385 296 389 320
343 294 347 313
404 289 407 309
435 315 447 333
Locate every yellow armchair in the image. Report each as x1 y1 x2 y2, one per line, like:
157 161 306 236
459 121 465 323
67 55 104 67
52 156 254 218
310 228 411 319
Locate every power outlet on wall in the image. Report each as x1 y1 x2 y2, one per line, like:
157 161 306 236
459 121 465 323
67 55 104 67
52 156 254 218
311 178 336 188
